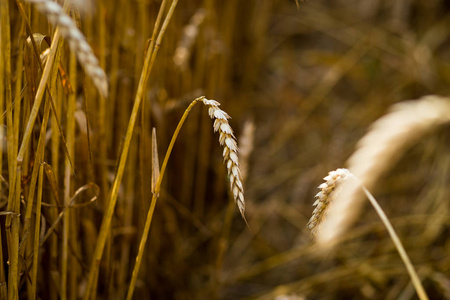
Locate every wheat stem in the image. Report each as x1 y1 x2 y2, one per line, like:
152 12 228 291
360 185 429 300
30 164 44 300
126 96 201 300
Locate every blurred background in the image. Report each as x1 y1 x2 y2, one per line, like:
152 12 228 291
4 0 450 299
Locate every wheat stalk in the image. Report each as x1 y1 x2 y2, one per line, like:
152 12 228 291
125 96 244 299
200 98 246 219
26 0 108 98
317 95 450 245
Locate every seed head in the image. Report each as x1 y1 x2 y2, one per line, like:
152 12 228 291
26 0 108 98
307 168 351 238
200 98 246 219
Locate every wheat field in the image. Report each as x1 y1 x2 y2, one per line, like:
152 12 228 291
1 0 449 299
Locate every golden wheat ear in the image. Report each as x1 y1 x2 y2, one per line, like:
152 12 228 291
26 0 108 98
317 95 450 246
307 168 351 238
308 169 429 300
199 98 246 219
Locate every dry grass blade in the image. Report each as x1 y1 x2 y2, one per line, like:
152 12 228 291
25 0 108 98
0 13 6 293
43 162 60 206
17 26 61 166
317 95 450 245
200 98 246 219
29 164 44 300
39 183 99 248
22 98 52 252
2 1 21 297
61 48 77 299
151 127 160 195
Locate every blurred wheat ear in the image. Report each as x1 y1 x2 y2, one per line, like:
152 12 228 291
26 0 108 98
317 95 450 246
309 168 429 300
307 168 350 238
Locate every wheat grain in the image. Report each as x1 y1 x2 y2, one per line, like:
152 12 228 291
26 0 108 98
200 98 245 218
317 95 450 245
307 168 351 237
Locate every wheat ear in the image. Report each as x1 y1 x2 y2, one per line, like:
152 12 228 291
199 98 246 219
26 0 108 98
308 169 429 300
307 168 350 238
317 95 450 245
